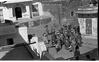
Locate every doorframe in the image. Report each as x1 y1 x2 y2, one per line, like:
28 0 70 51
85 18 92 35
0 7 4 23
15 6 22 19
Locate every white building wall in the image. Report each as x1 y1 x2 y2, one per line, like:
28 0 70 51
92 18 97 36
33 2 44 16
38 2 43 16
8 8 16 22
18 26 29 43
3 7 9 20
78 18 86 35
3 7 16 22
8 8 13 18
22 5 30 18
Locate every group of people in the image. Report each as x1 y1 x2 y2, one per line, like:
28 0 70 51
28 34 47 59
28 23 83 59
44 24 83 52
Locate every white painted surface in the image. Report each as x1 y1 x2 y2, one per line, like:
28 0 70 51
33 2 44 16
78 18 86 35
4 0 32 4
38 42 47 58
38 2 43 16
30 36 47 59
22 5 30 18
3 7 9 20
8 8 13 18
2 7 15 21
92 18 97 36
18 27 28 43
0 51 9 59
30 36 38 51
30 36 39 56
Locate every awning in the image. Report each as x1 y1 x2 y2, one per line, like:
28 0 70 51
76 10 98 14
3 0 32 4
76 4 98 14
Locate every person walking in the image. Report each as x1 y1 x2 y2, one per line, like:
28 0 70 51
30 34 39 56
42 33 48 44
74 44 80 60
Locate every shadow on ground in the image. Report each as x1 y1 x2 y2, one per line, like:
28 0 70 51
1 45 37 60
0 45 98 60
67 48 99 60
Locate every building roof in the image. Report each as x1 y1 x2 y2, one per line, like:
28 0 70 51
78 4 98 10
76 10 98 14
3 0 32 4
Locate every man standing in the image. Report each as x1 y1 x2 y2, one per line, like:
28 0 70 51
30 34 39 56
74 44 80 60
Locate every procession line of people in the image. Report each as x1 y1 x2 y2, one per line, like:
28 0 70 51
44 24 83 52
28 24 83 59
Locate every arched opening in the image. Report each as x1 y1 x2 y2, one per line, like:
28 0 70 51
15 7 22 19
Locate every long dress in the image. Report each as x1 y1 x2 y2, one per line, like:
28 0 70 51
30 36 47 59
30 36 39 55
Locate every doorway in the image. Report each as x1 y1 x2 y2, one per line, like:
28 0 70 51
0 9 4 22
86 18 92 35
7 38 14 45
15 7 22 19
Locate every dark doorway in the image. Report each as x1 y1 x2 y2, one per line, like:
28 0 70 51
15 7 22 19
28 34 33 43
7 38 14 45
86 18 92 34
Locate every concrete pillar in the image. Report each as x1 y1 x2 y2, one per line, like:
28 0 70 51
78 18 86 35
38 2 43 16
92 18 97 36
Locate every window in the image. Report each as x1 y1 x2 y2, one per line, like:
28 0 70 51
78 13 97 18
7 38 14 45
32 4 39 16
71 11 74 16
32 5 38 12
0 9 3 22
0 9 3 16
